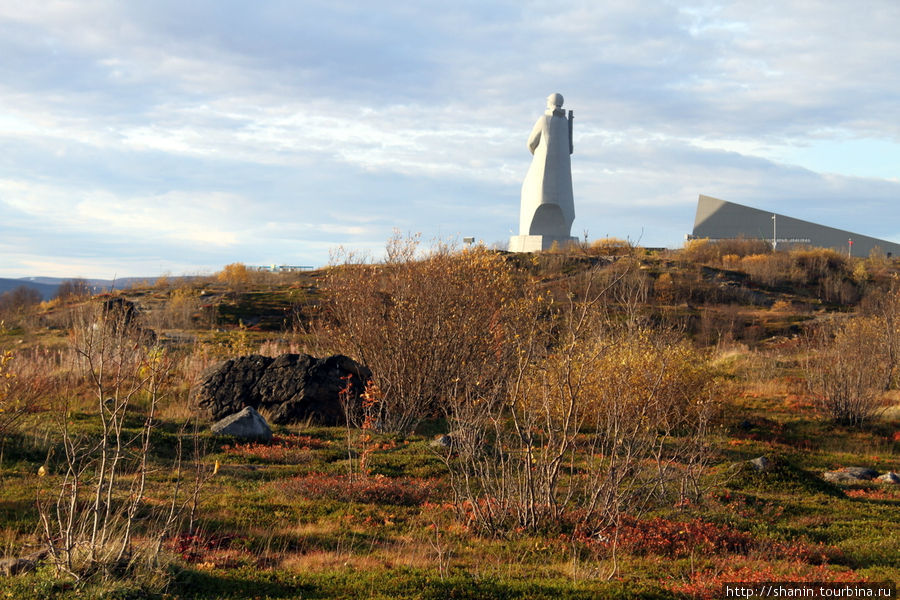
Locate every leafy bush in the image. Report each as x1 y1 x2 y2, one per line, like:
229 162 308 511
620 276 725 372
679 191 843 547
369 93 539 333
216 263 252 291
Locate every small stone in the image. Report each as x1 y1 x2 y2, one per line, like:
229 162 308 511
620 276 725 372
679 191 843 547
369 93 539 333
749 456 771 471
430 434 453 449
823 471 857 483
211 406 272 441
876 471 900 484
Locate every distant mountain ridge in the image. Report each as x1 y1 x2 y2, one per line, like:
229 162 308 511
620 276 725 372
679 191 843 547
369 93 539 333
0 276 178 300
0 279 60 300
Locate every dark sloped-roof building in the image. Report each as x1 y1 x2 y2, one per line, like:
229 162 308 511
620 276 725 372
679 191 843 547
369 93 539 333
690 195 900 257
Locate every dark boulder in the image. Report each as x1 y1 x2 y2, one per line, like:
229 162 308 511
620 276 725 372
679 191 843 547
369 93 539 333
99 296 157 344
102 297 138 326
193 353 371 425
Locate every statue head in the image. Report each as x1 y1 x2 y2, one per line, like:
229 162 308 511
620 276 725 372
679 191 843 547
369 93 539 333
546 93 564 109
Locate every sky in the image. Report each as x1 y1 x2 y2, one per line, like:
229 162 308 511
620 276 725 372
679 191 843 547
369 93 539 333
1 1 899 278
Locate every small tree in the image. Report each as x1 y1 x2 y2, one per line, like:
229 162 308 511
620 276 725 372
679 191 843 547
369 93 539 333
0 285 42 330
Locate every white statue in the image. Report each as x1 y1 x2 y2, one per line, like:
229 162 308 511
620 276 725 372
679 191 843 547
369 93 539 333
509 93 577 252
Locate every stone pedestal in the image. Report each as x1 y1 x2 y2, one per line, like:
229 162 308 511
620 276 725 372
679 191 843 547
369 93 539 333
508 235 578 253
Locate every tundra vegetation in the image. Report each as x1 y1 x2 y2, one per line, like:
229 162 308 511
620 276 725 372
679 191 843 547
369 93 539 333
0 235 897 599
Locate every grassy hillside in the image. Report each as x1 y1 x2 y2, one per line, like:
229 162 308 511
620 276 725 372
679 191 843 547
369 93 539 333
0 243 897 599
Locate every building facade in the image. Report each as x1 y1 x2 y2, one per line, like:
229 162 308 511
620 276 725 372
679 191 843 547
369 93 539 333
690 195 900 257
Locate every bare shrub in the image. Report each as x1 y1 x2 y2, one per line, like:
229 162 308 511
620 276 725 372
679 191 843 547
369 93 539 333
860 278 900 387
698 304 746 348
740 253 792 286
256 338 304 358
681 239 720 264
0 285 42 326
863 248 893 280
714 237 773 259
681 241 863 304
320 234 517 434
0 348 58 456
802 315 891 425
587 237 634 257
441 266 716 540
596 254 651 327
681 237 772 265
790 247 848 282
152 285 202 330
56 279 92 301
36 303 200 581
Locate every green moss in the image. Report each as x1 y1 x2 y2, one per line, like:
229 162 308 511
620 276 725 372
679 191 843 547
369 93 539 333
166 566 677 600
725 455 845 498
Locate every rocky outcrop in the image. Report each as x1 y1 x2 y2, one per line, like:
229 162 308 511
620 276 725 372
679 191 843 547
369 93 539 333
823 467 879 483
821 467 900 484
193 353 371 425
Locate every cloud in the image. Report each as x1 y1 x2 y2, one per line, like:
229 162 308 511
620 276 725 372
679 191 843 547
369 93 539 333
1 1 899 276
0 180 243 249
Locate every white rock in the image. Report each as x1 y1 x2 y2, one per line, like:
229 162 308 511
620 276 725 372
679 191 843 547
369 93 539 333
211 406 272 441
876 471 900 484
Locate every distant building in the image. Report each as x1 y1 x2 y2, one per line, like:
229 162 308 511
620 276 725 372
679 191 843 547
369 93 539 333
689 195 900 257
252 265 313 273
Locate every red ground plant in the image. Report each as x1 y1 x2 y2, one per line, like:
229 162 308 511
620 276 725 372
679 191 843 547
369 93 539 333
221 434 328 463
